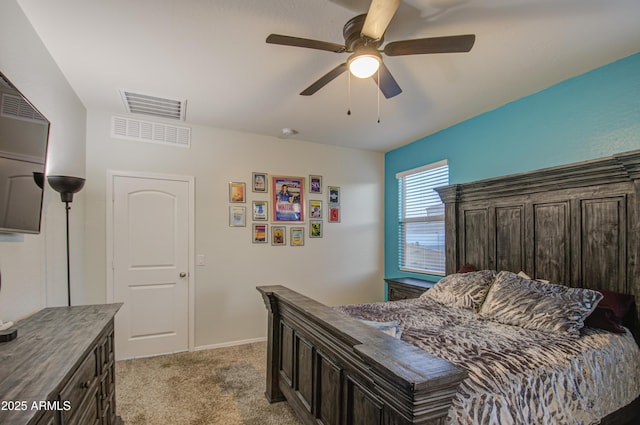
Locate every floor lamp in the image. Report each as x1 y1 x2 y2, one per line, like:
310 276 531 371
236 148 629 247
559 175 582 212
48 175 85 306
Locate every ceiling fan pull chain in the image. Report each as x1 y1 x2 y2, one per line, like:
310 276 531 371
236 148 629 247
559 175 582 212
347 72 352 116
377 67 381 123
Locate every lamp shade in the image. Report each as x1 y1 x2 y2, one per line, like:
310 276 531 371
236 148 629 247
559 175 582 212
48 175 86 203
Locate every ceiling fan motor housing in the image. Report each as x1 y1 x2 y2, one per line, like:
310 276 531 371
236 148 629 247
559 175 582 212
343 14 383 51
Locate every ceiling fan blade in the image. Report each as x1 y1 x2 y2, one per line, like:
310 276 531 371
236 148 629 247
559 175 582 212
384 34 476 56
361 0 400 41
300 63 348 96
372 62 402 99
266 34 346 53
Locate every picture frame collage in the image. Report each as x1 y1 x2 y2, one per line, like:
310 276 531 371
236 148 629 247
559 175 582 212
227 172 341 246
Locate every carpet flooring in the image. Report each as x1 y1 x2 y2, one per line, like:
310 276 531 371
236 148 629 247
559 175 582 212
115 342 302 425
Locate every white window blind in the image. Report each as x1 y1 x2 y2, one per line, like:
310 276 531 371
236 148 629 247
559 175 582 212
397 160 449 275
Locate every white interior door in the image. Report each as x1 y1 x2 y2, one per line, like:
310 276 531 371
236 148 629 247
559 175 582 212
110 173 192 359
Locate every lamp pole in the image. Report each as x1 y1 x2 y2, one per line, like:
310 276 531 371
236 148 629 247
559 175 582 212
47 176 85 306
64 200 72 306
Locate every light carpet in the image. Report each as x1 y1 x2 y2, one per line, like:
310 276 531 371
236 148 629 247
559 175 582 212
115 342 301 425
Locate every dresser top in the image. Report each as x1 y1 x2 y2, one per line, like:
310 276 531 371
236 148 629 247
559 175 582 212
385 277 437 290
0 303 122 424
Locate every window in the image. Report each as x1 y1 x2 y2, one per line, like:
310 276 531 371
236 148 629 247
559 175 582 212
397 160 449 275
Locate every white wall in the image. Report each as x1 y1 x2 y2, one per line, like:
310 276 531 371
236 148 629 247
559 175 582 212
0 0 87 321
85 110 384 348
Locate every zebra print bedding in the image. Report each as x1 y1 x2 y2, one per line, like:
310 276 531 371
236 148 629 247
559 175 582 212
335 297 640 425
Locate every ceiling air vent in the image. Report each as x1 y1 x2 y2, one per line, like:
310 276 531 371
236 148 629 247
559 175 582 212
111 116 191 148
120 90 186 121
1 93 48 124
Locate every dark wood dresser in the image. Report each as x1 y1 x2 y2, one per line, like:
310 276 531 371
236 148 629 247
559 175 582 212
0 304 123 425
385 277 436 301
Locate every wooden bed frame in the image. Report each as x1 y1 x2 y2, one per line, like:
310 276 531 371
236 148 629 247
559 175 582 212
258 149 640 425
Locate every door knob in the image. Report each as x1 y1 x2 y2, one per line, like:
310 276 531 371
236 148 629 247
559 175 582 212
179 272 187 278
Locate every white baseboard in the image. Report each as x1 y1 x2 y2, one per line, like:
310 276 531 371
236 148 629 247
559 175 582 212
194 336 267 351
116 337 268 360
117 348 189 361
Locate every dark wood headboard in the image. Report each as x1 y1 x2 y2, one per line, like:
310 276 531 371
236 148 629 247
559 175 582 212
436 149 640 329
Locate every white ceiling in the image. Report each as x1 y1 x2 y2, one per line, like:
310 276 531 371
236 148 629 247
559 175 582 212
17 0 640 152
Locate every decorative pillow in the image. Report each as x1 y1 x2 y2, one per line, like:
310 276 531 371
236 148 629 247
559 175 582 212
585 290 635 333
358 319 402 339
586 308 625 333
421 270 497 311
479 271 603 338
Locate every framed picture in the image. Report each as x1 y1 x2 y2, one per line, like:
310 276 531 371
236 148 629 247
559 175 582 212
310 220 323 238
308 199 323 219
252 200 268 221
329 206 340 223
272 175 305 222
271 226 286 246
252 224 268 243
290 227 304 246
328 186 340 205
309 175 322 194
229 182 246 203
229 206 246 227
252 172 268 193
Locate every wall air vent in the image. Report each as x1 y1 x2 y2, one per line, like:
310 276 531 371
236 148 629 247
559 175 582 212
120 90 186 121
1 93 48 124
111 116 191 148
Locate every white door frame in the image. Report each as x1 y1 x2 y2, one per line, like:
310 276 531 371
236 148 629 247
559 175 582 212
106 169 195 353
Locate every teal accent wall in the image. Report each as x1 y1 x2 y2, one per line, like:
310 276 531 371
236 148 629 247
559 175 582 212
385 52 640 281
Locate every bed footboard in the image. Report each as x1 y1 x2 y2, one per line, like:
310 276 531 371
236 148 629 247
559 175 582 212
257 285 467 425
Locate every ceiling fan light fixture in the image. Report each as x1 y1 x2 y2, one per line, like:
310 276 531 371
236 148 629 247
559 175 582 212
348 52 381 78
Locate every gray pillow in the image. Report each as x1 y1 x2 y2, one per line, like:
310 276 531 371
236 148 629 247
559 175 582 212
478 271 603 338
420 270 497 311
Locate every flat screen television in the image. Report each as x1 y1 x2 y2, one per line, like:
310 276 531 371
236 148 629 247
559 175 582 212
0 71 50 234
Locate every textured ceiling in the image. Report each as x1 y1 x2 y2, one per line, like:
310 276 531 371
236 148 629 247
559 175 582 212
16 0 640 152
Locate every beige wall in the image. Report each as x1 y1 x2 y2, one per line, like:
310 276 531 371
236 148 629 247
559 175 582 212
85 110 385 348
0 0 86 321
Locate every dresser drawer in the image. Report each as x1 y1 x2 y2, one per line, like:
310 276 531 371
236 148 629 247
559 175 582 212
68 390 100 425
98 329 114 375
388 285 424 301
100 398 115 425
60 348 99 425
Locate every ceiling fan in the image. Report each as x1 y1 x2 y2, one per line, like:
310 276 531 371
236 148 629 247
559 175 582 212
266 0 475 99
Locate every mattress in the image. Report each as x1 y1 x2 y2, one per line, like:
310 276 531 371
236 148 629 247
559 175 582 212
335 297 640 425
